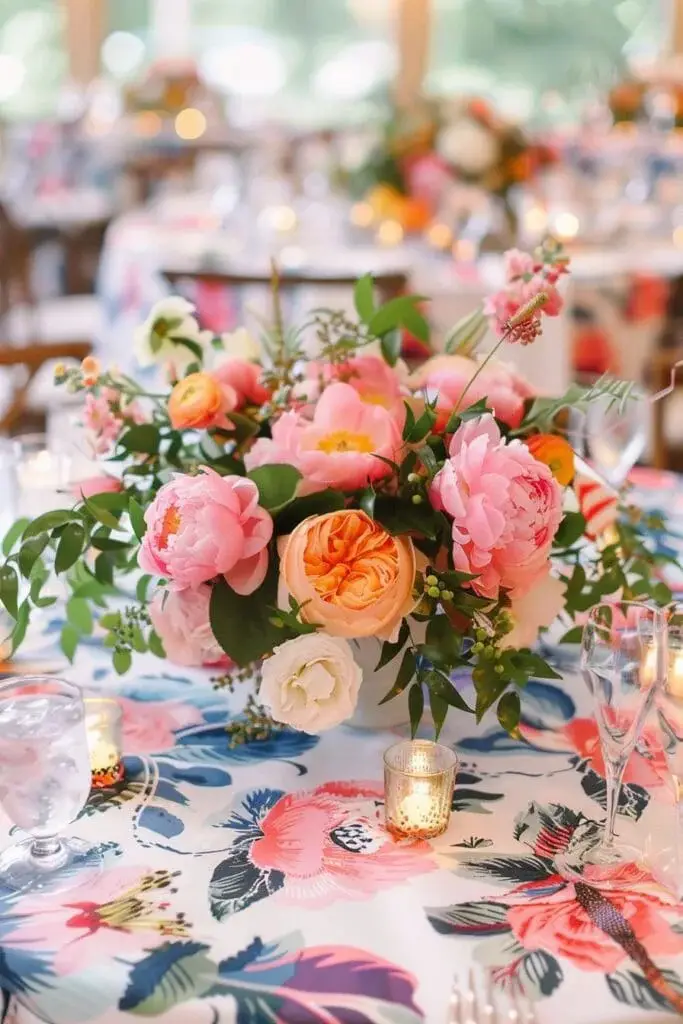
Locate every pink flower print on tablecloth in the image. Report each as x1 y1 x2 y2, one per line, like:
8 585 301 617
2 865 188 975
250 780 436 906
116 696 204 754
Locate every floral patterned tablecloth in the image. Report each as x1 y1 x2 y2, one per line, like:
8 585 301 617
2 479 683 1023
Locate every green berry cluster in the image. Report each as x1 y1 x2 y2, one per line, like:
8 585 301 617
226 694 284 747
423 573 454 603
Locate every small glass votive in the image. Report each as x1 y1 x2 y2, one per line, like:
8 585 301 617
84 698 124 789
384 739 458 840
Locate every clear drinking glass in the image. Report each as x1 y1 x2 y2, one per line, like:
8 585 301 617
656 605 683 895
0 676 101 893
585 391 648 488
556 602 665 887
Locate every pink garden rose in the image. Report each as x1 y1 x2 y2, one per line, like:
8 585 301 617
245 382 403 495
149 585 230 668
212 358 271 409
430 415 563 598
305 356 406 423
250 780 436 906
408 354 533 431
117 695 204 753
139 468 273 593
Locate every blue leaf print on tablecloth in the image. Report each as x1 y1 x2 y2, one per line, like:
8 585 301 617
118 940 217 1013
169 724 318 770
457 682 576 757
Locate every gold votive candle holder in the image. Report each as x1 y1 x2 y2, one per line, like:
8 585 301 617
85 698 124 789
384 739 458 840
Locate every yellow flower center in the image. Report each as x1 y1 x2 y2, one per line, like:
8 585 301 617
360 392 391 408
317 430 374 454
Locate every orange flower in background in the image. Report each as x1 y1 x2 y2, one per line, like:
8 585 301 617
168 372 235 430
397 195 432 233
80 356 101 387
527 434 575 486
279 510 417 641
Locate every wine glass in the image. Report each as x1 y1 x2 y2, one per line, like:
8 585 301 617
556 602 665 887
655 604 683 896
585 390 649 488
0 676 101 893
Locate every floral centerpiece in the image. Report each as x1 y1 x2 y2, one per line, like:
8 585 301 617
0 242 671 741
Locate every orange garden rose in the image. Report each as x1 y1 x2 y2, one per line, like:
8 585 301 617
168 372 234 430
526 434 575 486
279 510 417 641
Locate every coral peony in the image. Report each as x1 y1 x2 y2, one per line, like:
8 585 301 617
168 372 235 430
149 585 229 667
72 475 123 499
430 415 563 599
526 434 575 486
279 509 417 641
212 358 270 409
408 354 533 431
260 634 362 733
245 382 402 495
139 468 273 593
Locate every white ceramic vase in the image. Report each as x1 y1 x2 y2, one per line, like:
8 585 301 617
346 621 426 730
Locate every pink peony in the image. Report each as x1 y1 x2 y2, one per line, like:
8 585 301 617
149 585 230 668
212 358 271 409
245 382 403 495
250 781 436 906
408 354 533 431
305 356 406 423
117 695 204 753
138 468 273 593
82 393 122 455
430 415 563 599
72 475 123 499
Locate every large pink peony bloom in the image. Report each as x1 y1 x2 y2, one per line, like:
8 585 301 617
139 468 273 593
245 382 402 495
149 585 230 668
408 354 533 431
430 415 563 598
305 356 406 423
212 358 271 409
250 780 436 906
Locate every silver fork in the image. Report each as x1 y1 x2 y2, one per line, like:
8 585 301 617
448 970 538 1024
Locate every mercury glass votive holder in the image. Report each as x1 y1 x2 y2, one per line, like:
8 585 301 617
84 698 124 789
384 739 458 840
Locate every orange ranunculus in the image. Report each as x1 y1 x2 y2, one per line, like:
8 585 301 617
279 510 417 641
526 434 575 486
168 372 235 430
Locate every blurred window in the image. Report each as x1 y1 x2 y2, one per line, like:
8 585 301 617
0 0 66 118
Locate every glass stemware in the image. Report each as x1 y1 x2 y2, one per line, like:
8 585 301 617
584 390 649 488
0 676 101 893
656 605 683 896
556 602 665 887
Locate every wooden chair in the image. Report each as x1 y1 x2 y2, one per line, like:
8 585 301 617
0 340 91 434
651 347 683 470
0 201 34 321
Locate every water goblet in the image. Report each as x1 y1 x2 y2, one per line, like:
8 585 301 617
655 604 683 896
0 675 102 893
556 601 665 887
585 390 648 488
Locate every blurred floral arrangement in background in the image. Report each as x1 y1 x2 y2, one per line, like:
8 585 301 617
0 240 672 743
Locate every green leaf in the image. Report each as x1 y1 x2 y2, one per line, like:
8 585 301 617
55 522 86 574
18 535 49 579
84 498 121 532
209 569 281 667
247 465 302 513
423 669 472 713
129 498 147 541
444 307 487 356
354 274 375 323
10 601 30 653
91 536 131 552
515 651 562 680
379 328 402 367
444 397 492 435
554 512 586 549
375 620 410 671
418 444 438 478
428 689 448 740
23 510 75 541
497 691 521 736
0 565 18 618
379 648 416 704
358 487 376 519
404 405 436 444
409 682 425 738
373 497 439 539
136 574 152 602
421 616 464 669
275 489 346 533
130 626 147 653
2 518 29 556
120 424 161 455
369 295 429 342
94 553 114 585
148 630 166 658
60 624 79 663
474 672 508 723
99 612 121 630
67 597 93 635
113 648 132 675
560 625 583 644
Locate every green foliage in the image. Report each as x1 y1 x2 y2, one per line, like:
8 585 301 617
247 465 302 513
379 648 417 704
55 523 86 574
408 682 425 738
553 512 586 550
120 424 161 455
444 307 488 356
210 570 282 667
354 274 375 323
518 376 635 436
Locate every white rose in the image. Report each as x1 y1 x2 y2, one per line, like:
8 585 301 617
260 634 362 734
134 296 213 375
214 327 262 364
504 574 567 650
438 118 500 176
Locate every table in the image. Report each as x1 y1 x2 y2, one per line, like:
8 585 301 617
2 472 683 1023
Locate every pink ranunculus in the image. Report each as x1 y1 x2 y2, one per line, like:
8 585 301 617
245 382 403 495
408 354 533 431
138 468 273 593
250 781 436 906
116 695 204 753
1 865 189 975
82 393 122 456
429 415 563 599
306 356 406 424
149 585 230 668
506 864 682 973
212 358 271 409
72 475 123 499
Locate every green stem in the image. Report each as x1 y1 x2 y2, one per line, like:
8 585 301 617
453 333 507 416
